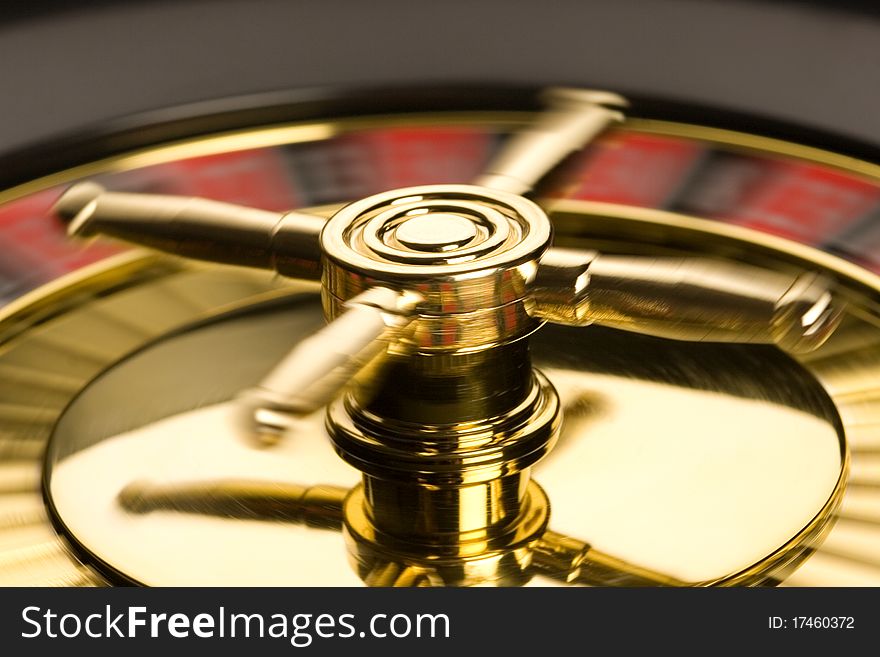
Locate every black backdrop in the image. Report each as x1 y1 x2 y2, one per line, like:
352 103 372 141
1 0 880 160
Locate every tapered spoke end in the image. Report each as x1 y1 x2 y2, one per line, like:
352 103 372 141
773 273 845 353
541 87 629 110
53 182 106 236
235 388 303 447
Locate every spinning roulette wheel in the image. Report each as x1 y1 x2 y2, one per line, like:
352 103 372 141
1 1 880 588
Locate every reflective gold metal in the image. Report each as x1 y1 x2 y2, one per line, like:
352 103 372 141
531 248 841 352
474 88 627 194
119 479 347 530
343 481 551 587
46 89 852 587
531 531 686 586
56 182 326 280
6 101 880 587
238 286 423 443
25 209 860 584
36 236 852 586
320 184 552 348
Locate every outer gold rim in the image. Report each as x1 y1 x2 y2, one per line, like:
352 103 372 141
0 251 175 349
626 119 880 184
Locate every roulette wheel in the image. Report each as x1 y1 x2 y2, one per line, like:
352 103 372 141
1 0 880 588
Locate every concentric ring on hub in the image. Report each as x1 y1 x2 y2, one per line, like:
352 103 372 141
361 200 511 264
322 184 552 279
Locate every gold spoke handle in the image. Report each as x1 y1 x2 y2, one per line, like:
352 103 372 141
529 247 843 353
531 530 686 586
238 286 423 443
53 182 326 280
474 88 626 196
118 479 347 529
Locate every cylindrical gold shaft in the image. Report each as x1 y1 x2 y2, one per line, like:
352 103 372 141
54 182 325 280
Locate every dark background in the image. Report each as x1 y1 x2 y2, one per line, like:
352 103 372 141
1 0 880 157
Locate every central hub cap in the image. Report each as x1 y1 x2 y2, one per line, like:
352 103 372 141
395 213 478 252
320 184 553 350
